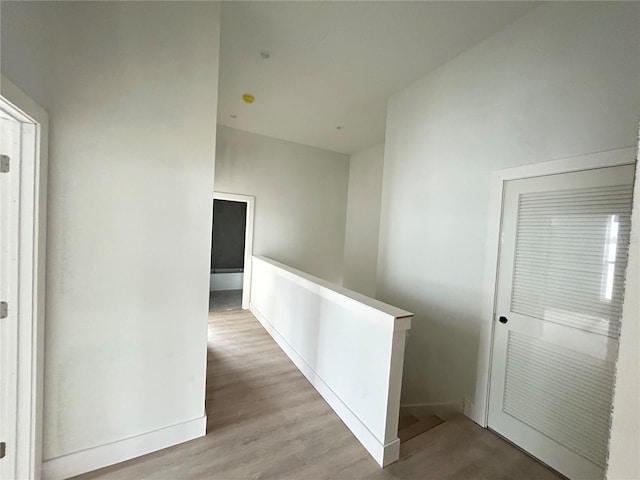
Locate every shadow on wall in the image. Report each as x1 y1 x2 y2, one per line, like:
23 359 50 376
379 281 481 408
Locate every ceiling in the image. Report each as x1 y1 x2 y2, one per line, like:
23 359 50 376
217 1 535 155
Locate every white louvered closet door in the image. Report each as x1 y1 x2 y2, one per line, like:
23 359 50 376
488 164 635 480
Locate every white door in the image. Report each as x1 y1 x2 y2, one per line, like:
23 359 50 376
0 105 21 479
488 164 635 479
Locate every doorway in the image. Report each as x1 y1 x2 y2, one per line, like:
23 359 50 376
0 78 48 480
481 156 636 480
209 192 254 311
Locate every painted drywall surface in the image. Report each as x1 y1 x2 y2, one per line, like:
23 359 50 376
214 125 349 284
343 144 385 297
377 2 640 408
209 272 243 292
250 256 411 465
607 141 640 479
1 1 220 460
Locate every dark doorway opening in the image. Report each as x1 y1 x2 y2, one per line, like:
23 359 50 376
210 199 247 312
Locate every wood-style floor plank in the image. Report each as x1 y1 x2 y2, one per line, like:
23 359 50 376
73 310 561 480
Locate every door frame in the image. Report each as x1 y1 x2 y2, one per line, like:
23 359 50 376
212 192 255 310
472 146 637 428
1 76 48 479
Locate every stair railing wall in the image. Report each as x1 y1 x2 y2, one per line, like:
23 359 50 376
249 255 413 466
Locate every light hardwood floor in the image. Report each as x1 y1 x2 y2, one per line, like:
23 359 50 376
73 310 561 480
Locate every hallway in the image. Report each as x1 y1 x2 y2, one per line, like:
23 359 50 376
74 310 560 480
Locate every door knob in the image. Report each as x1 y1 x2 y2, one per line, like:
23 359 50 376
499 316 508 324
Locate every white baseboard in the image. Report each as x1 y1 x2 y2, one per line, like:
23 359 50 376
250 303 397 467
42 415 206 480
399 402 462 421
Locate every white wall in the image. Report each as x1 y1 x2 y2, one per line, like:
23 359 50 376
1 0 220 470
377 2 640 409
607 137 640 479
209 272 243 291
343 144 384 297
215 125 349 284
